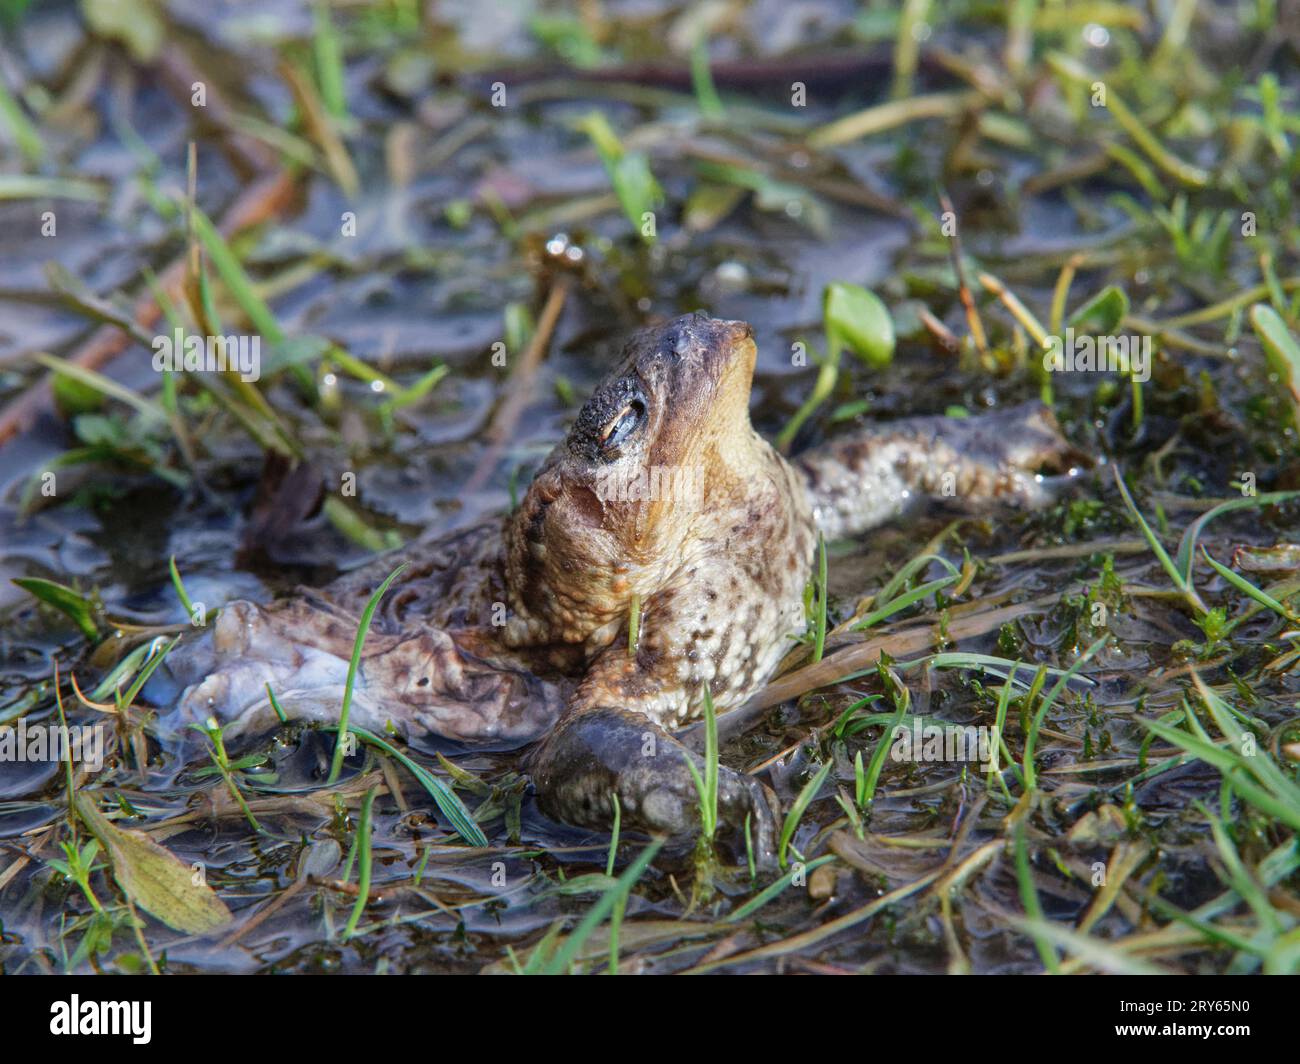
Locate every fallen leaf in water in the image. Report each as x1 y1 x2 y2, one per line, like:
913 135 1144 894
75 793 232 935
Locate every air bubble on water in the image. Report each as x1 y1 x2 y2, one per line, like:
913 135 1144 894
370 380 385 393
1084 24 1110 47
715 261 749 290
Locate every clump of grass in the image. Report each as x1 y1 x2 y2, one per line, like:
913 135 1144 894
682 685 720 844
1144 674 1300 835
855 664 910 812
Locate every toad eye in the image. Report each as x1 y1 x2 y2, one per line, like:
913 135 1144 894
599 398 646 450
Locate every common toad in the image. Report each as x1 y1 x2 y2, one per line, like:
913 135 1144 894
161 312 1073 853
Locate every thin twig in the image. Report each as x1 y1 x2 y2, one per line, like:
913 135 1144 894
938 191 988 356
465 276 571 492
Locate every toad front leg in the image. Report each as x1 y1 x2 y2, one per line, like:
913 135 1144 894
525 556 806 859
528 656 780 862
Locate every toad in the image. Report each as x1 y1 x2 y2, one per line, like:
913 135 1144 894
160 313 1073 853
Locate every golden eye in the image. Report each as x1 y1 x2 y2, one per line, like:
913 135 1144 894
600 400 645 449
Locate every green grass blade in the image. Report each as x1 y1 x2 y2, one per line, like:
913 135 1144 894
778 760 832 870
340 724 488 847
1013 823 1059 974
1202 548 1298 622
1172 491 1300 583
327 563 407 784
1023 636 1106 789
12 577 98 641
342 785 377 940
727 855 837 923
533 838 663 974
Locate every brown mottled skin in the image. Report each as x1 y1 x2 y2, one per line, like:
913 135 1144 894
161 313 1073 853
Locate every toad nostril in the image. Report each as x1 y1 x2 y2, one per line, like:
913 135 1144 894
661 322 690 360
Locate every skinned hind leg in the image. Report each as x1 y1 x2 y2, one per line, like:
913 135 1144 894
157 598 561 747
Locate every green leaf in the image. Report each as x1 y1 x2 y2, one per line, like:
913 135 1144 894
13 577 98 640
1067 285 1129 334
52 372 105 418
608 153 663 243
726 854 838 923
1111 467 1205 612
823 283 895 367
690 35 723 118
1202 548 1298 623
33 353 169 425
79 0 164 62
530 14 607 69
189 207 284 344
683 182 746 232
578 112 663 244
75 793 233 935
1250 303 1300 425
